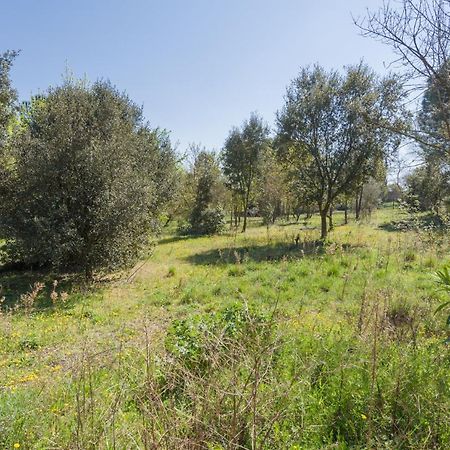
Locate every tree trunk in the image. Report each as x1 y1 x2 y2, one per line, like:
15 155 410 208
320 210 328 240
344 202 348 224
242 190 250 232
355 187 363 220
328 206 333 231
163 215 172 227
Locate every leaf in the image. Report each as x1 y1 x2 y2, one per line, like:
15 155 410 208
434 300 450 315
435 266 450 292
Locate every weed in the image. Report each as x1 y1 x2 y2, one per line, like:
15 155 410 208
19 282 45 313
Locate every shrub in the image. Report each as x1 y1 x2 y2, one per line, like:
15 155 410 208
147 304 287 448
0 79 176 276
189 207 226 235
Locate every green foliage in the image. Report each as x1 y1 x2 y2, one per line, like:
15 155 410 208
0 50 19 206
405 163 450 216
187 150 226 235
222 112 271 231
256 148 287 225
405 66 450 218
167 265 176 277
0 79 176 275
359 178 385 217
0 50 19 150
276 63 406 238
189 207 226 235
418 61 450 164
159 303 280 447
166 303 270 364
436 266 450 294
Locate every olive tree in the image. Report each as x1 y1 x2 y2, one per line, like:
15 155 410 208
0 79 176 276
276 64 405 239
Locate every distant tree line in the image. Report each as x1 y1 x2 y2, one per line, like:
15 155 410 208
0 0 448 276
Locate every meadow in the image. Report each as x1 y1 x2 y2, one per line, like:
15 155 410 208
0 207 449 449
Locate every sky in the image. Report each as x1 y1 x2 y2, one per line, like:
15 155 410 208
1 0 398 153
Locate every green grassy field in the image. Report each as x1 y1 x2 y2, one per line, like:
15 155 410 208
0 207 449 449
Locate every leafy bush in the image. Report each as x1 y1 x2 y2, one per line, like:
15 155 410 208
165 303 270 370
0 79 176 276
147 303 287 448
179 208 226 236
189 207 226 235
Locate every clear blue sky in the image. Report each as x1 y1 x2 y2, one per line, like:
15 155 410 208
1 0 395 153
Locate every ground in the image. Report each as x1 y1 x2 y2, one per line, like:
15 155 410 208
0 207 449 449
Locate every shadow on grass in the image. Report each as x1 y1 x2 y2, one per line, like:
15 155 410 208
278 221 304 227
0 266 103 312
186 240 355 266
158 234 207 245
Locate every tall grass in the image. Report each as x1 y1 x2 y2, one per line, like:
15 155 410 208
0 208 449 448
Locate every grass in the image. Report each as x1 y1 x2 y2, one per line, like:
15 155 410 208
0 207 449 449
